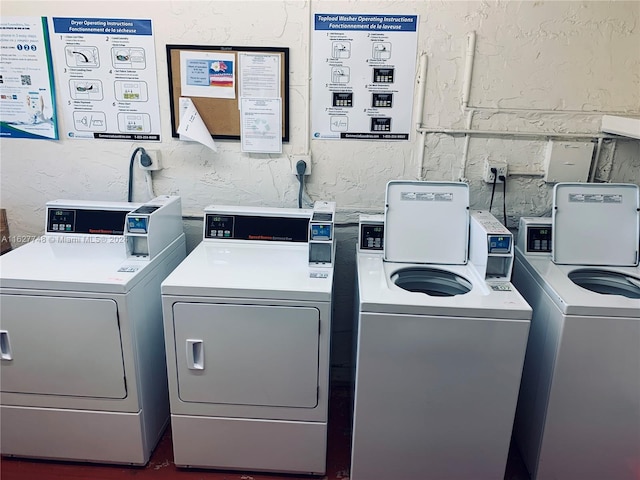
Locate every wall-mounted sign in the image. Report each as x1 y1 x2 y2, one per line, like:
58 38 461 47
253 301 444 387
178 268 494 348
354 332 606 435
312 14 418 141
0 17 59 140
50 17 161 141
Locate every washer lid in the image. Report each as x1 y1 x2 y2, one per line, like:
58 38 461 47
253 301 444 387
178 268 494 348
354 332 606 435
384 181 469 264
552 183 640 266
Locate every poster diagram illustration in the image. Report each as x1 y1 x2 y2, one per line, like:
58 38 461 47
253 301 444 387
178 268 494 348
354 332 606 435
111 48 145 69
70 80 103 100
65 46 99 67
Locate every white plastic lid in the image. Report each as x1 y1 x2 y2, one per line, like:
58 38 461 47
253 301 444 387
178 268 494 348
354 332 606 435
552 183 640 266
384 181 469 264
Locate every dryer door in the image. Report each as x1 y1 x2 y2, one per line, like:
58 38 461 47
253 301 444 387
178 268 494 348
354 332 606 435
173 303 320 408
0 295 127 399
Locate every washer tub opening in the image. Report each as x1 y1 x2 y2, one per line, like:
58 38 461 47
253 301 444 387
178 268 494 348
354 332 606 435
391 267 472 297
568 269 640 299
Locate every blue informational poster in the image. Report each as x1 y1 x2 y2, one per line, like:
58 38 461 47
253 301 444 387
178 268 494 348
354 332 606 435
0 17 59 140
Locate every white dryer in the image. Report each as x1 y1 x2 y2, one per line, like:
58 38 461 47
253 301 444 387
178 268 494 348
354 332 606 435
351 181 532 480
161 202 336 475
0 196 186 465
512 183 640 480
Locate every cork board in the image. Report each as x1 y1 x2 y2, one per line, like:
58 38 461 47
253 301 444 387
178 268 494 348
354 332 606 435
167 44 289 141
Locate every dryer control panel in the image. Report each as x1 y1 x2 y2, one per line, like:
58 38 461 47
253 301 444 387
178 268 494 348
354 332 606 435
46 207 132 235
204 214 308 242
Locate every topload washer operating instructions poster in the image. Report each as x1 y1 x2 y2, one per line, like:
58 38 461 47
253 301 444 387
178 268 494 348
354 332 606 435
312 14 418 141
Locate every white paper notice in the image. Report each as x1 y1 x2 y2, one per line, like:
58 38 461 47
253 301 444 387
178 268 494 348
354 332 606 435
240 97 282 153
180 50 235 99
177 97 217 152
238 53 280 99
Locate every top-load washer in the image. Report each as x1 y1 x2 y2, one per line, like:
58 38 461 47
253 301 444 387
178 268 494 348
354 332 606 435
351 181 532 480
0 195 186 465
512 182 640 480
161 202 336 475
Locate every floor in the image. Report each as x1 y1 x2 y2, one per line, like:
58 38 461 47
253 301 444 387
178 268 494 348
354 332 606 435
1 385 531 480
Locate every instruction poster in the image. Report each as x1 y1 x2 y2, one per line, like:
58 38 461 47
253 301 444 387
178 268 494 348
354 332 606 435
312 14 418 140
0 17 59 140
50 17 161 141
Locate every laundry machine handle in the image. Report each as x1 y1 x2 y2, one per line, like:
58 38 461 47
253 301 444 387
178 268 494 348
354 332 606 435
186 339 204 370
0 330 12 361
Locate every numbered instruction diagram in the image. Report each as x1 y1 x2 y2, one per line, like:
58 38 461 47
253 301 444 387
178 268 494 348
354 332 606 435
0 17 58 140
50 17 161 141
312 14 418 140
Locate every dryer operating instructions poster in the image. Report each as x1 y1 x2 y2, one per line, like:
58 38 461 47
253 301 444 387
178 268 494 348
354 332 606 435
49 17 161 141
311 14 418 141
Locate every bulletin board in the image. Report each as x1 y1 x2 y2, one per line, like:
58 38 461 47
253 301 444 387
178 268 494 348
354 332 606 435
167 44 290 141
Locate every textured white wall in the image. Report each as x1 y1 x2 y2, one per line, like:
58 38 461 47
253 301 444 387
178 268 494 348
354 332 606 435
1 1 639 379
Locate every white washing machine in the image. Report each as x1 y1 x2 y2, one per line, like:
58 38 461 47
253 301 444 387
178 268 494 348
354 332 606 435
351 181 532 480
0 195 186 465
161 202 336 475
512 183 640 480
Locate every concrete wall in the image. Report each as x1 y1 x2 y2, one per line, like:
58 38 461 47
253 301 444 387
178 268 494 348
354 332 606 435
1 1 639 380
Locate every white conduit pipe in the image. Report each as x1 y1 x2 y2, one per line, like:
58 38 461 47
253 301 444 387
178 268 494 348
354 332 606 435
462 31 476 110
459 109 474 180
304 3 313 155
458 32 476 180
416 127 616 140
415 52 428 179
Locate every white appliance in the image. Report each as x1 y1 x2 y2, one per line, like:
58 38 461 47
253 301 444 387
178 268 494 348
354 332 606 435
351 181 532 480
161 202 336 475
0 196 186 465
512 182 640 480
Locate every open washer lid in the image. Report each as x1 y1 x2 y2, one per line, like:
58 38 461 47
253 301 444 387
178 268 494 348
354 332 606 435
384 181 469 264
552 183 640 266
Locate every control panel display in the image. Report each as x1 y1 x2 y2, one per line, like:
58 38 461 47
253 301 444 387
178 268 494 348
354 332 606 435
205 214 310 242
48 209 76 232
360 224 384 251
372 93 393 108
206 215 234 239
127 216 148 234
332 92 353 108
370 117 391 132
373 67 394 83
488 235 511 253
46 208 130 235
527 226 552 253
311 224 332 241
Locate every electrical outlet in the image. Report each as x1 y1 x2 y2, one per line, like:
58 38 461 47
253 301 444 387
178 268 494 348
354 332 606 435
290 154 311 175
139 149 161 171
483 160 508 183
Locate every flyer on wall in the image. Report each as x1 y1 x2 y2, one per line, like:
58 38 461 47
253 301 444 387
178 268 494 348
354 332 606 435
49 17 161 141
0 17 59 140
311 14 418 140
